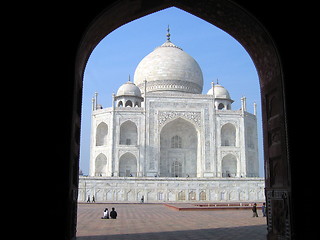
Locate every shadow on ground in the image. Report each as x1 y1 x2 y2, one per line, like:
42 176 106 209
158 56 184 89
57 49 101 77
77 224 267 240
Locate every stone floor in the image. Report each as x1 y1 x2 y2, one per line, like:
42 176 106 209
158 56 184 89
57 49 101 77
77 203 267 240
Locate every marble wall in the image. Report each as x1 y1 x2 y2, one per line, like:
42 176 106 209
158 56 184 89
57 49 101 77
78 176 265 203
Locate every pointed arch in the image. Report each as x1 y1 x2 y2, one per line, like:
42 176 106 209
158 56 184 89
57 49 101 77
178 191 186 201
95 153 107 176
160 117 198 177
120 120 138 145
119 152 137 177
189 191 196 201
221 123 236 146
199 191 206 201
125 100 132 107
96 122 108 146
222 154 237 177
218 103 225 110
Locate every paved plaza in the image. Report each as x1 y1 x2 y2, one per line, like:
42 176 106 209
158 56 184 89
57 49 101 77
77 203 267 240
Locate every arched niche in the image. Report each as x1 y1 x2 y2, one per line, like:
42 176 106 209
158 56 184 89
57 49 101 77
96 122 108 146
160 117 198 177
119 152 137 177
95 153 107 176
119 120 138 145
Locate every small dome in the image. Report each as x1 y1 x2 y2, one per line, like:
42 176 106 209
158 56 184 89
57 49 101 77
207 84 231 99
116 81 142 97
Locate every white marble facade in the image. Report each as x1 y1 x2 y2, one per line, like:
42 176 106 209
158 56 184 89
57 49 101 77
78 177 265 203
79 30 264 203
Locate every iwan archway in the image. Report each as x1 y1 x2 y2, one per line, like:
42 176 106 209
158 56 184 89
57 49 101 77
74 0 291 239
160 117 199 177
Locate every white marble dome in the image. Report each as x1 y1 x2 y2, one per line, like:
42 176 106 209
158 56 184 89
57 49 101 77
207 84 231 99
116 81 142 97
134 40 203 94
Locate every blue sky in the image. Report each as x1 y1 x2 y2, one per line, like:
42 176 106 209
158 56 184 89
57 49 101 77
80 7 264 176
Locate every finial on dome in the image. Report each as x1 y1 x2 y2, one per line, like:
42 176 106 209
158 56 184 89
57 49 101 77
166 25 171 42
128 74 131 82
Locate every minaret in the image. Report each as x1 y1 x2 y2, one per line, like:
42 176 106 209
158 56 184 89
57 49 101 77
112 93 115 110
243 96 247 112
92 97 95 111
211 80 215 93
241 97 244 113
241 96 247 112
211 80 215 110
144 78 147 98
94 92 98 110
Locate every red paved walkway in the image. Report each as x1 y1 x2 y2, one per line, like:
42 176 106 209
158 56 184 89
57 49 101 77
77 203 267 240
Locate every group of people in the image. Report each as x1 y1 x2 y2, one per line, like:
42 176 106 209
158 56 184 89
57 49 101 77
252 202 266 217
99 202 263 219
86 195 95 203
101 207 117 219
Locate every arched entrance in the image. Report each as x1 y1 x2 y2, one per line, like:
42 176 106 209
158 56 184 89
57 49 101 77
221 123 236 146
222 154 237 177
96 122 108 146
119 120 138 145
119 152 137 177
160 118 198 177
94 153 107 176
73 1 292 239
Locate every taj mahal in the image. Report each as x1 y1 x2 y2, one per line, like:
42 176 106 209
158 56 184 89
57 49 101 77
78 29 265 203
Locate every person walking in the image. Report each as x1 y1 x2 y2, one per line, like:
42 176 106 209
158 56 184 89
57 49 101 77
86 195 90 203
252 203 258 217
261 202 266 217
110 207 117 219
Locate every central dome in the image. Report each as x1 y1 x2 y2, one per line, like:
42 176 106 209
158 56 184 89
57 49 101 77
134 37 203 94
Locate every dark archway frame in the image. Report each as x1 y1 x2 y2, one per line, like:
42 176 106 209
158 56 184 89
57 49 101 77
72 0 291 239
